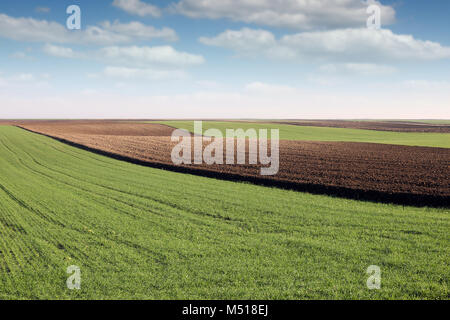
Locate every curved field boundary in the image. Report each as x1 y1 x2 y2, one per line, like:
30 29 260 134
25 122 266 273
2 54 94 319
17 126 450 208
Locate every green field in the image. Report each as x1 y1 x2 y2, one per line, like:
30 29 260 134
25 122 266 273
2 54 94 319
0 126 448 299
345 119 450 125
401 120 450 125
157 121 450 148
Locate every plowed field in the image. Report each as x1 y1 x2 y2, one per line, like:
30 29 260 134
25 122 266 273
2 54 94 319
17 121 450 207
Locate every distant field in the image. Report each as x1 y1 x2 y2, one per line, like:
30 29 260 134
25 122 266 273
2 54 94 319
342 120 450 124
402 120 450 125
290 119 450 125
157 121 450 148
0 126 449 299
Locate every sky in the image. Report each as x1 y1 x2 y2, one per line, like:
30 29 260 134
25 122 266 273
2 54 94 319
0 0 449 119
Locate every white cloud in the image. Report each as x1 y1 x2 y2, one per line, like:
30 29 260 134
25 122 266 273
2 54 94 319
0 13 70 43
43 44 204 68
172 0 395 30
0 13 175 45
98 46 205 68
199 28 296 60
280 28 450 61
103 66 187 80
200 28 450 62
318 63 396 75
100 20 177 41
42 45 204 79
43 44 81 59
112 0 161 17
200 28 276 54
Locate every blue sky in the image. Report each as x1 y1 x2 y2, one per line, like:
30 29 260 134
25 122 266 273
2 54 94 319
0 0 449 118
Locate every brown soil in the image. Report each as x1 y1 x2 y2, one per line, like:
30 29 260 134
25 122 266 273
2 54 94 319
0 120 21 125
3 120 173 136
270 120 450 133
16 121 450 207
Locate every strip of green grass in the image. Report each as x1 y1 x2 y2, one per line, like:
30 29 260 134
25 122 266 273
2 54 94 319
400 120 450 125
156 121 450 148
342 119 450 124
0 126 448 299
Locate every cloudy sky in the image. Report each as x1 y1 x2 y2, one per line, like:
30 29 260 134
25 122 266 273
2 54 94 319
0 0 449 119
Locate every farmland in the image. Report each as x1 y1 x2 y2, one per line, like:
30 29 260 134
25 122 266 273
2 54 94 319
400 120 450 125
219 119 450 131
17 120 450 207
157 121 450 148
270 120 450 133
0 126 449 299
16 121 450 206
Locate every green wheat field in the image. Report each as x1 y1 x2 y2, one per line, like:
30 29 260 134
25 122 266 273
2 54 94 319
0 126 448 299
